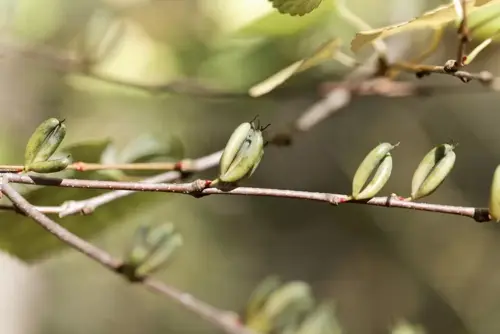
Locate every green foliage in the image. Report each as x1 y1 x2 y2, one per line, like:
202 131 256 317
236 0 334 37
124 222 183 278
0 136 180 262
268 0 323 16
244 277 342 334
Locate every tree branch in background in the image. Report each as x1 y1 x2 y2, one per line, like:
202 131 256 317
0 177 254 334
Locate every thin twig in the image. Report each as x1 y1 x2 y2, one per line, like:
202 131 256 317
58 150 223 217
0 178 254 334
0 160 195 173
3 174 492 222
393 62 494 84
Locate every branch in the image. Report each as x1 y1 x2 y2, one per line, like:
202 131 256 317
454 0 470 69
58 150 222 217
393 61 494 84
3 173 491 223
0 160 195 173
0 177 254 334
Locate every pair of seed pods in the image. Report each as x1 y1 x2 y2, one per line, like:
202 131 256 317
24 118 72 173
352 142 456 200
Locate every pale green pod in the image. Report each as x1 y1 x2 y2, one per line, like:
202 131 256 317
295 303 342 334
411 144 456 200
246 276 283 323
246 281 314 333
219 122 252 176
24 118 67 165
219 122 265 183
489 165 500 222
24 155 71 173
352 142 397 198
126 222 183 277
354 153 393 200
136 233 183 276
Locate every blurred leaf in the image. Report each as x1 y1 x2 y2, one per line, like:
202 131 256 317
269 0 323 16
61 138 123 180
468 2 500 39
246 276 283 321
125 222 183 277
118 134 184 177
295 303 342 334
0 184 173 262
391 319 426 334
249 38 341 97
13 0 65 41
247 281 315 333
350 0 500 52
61 138 113 163
236 0 335 37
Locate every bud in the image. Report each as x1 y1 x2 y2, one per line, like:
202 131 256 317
24 118 67 166
24 155 72 173
125 222 183 278
218 119 267 184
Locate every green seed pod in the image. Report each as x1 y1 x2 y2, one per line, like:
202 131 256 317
246 281 314 334
24 155 72 173
24 118 67 165
489 165 500 222
355 153 393 200
218 121 266 183
246 276 283 323
411 144 456 200
295 303 342 334
136 233 183 277
125 222 183 277
352 142 397 199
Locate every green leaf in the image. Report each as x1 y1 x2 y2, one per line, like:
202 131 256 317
61 138 124 181
236 0 334 37
467 2 500 39
296 303 343 334
249 38 341 97
60 138 113 163
269 0 323 16
350 0 500 52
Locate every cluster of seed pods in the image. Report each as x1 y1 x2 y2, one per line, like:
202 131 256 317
350 142 457 201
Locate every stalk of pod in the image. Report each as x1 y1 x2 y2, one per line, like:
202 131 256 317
410 143 456 200
351 142 398 200
23 118 71 173
215 118 268 185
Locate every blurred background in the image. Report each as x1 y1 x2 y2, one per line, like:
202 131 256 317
2 0 500 333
